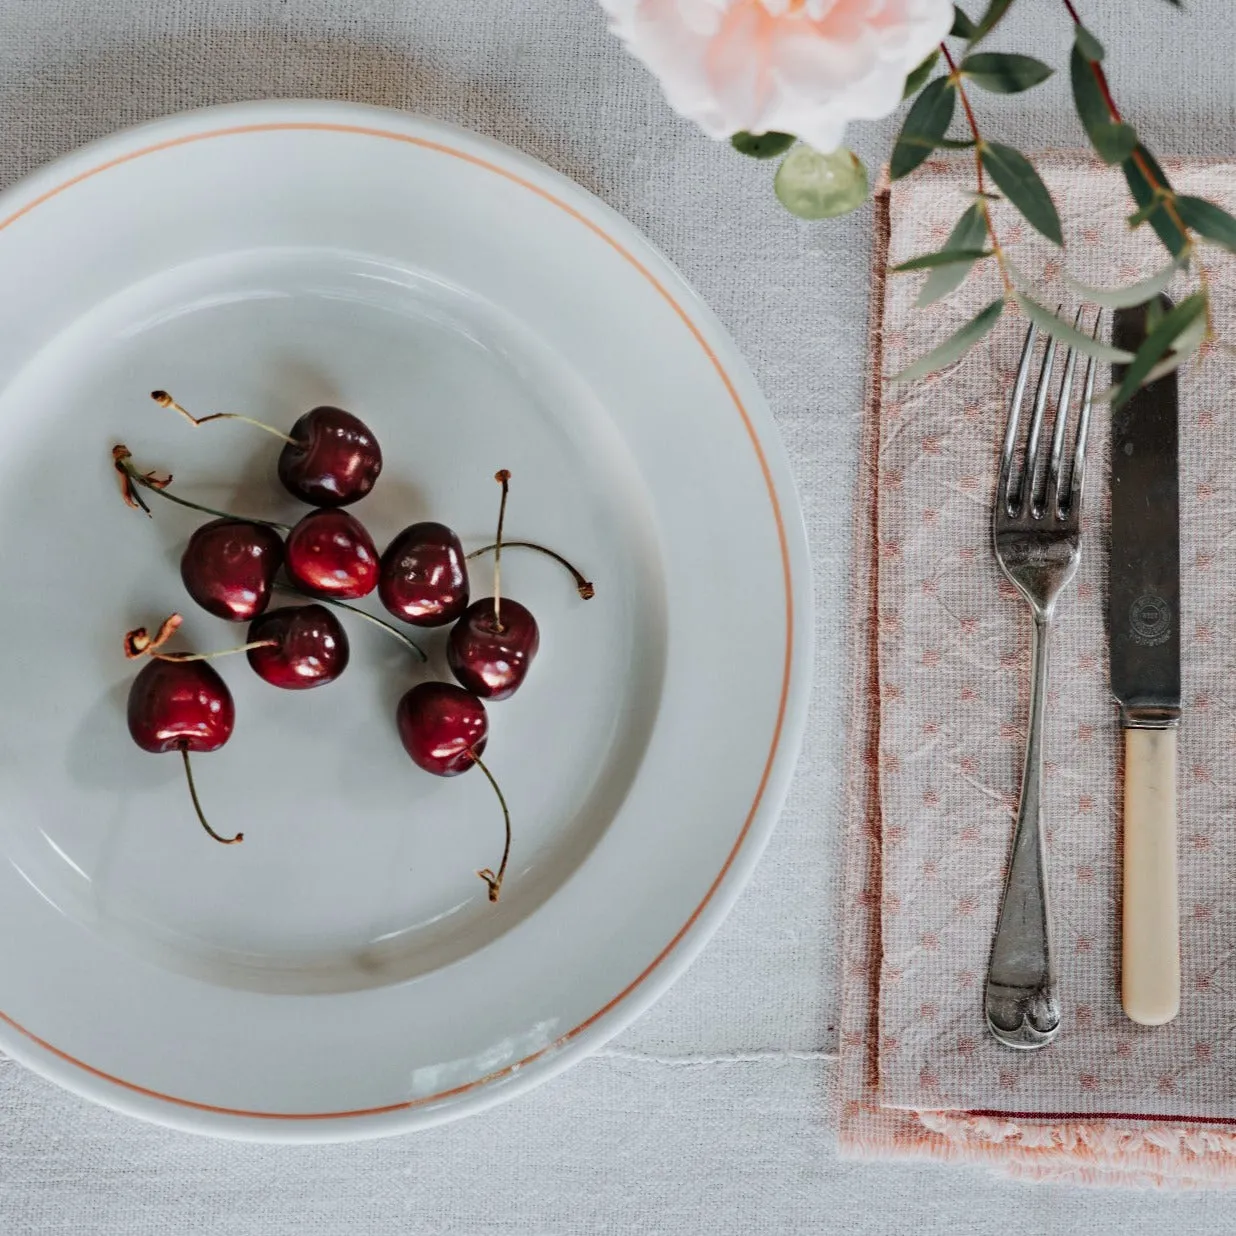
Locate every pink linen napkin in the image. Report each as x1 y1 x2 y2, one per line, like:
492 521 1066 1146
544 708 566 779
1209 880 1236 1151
838 153 1236 1185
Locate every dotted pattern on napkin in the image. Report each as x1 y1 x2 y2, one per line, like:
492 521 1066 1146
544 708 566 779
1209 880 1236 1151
870 154 1236 1118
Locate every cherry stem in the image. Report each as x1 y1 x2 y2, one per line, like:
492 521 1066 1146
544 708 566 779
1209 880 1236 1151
492 470 511 632
179 744 243 845
152 390 299 447
125 614 283 663
470 751 511 903
272 584 428 662
155 639 279 663
124 613 183 659
467 541 595 600
115 448 291 533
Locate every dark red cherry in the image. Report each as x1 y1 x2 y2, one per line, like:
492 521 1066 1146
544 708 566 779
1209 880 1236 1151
180 519 285 622
396 682 488 777
127 659 235 753
277 406 381 507
447 599 539 700
126 655 242 844
396 682 511 901
378 522 470 627
285 508 379 599
246 604 349 689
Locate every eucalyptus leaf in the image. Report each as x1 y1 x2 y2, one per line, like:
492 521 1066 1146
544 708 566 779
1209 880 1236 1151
938 138 978 150
969 0 1014 44
890 299 1005 383
1013 294 1134 362
951 5 976 38
1092 122 1137 165
731 131 796 159
1063 258 1182 309
1069 46 1136 164
1135 348 1195 389
1175 194 1236 252
1075 24 1105 61
774 145 869 219
1123 146 1187 257
890 77 955 180
962 52 1053 94
1127 198 1161 229
918 202 989 306
1070 44 1107 137
1096 307 1204 401
980 142 1063 244
1000 254 1038 296
903 51 939 100
891 247 992 273
1143 309 1206 383
1134 144 1175 192
1110 292 1207 407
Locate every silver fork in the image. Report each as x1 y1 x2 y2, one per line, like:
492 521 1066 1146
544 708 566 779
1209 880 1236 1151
984 315 1098 1051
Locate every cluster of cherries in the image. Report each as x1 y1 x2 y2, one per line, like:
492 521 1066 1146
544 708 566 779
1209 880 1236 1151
117 392 592 902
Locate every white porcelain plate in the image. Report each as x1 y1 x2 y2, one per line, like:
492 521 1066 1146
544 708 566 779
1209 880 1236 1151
0 101 811 1140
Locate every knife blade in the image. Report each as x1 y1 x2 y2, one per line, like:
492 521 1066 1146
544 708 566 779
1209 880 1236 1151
1109 298 1181 1027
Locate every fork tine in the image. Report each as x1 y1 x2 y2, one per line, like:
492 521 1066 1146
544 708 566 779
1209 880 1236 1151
1045 309 1083 516
999 323 1037 514
1020 328 1059 514
1065 313 1100 516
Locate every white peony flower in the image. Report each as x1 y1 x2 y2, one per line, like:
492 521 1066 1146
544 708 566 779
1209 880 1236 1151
599 0 955 154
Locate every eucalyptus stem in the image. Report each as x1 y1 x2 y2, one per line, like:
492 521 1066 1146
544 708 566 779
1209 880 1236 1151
1059 0 1213 337
940 41 1014 298
273 584 427 662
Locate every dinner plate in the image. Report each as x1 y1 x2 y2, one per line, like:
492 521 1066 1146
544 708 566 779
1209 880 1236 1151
0 100 811 1140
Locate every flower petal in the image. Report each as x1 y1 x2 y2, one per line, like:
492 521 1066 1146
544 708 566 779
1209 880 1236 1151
601 0 954 152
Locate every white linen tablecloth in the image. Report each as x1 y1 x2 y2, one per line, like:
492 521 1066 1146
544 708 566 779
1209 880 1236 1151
2 0 1236 1229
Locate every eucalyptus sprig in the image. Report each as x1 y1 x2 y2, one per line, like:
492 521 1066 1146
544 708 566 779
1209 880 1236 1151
732 0 1230 407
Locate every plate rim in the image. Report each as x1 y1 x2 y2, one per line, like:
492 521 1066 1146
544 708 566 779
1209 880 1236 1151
0 98 815 1139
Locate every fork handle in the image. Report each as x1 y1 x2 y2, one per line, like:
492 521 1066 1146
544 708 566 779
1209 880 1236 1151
1122 727 1180 1026
985 616 1061 1050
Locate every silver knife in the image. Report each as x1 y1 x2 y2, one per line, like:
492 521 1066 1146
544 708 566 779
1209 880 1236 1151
1110 299 1181 1027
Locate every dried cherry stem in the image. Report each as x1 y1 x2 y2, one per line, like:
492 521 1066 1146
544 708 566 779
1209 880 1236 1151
467 541 595 600
113 445 291 532
152 390 299 447
124 614 277 662
123 613 184 658
491 469 511 632
470 751 511 903
272 584 428 662
179 743 243 845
